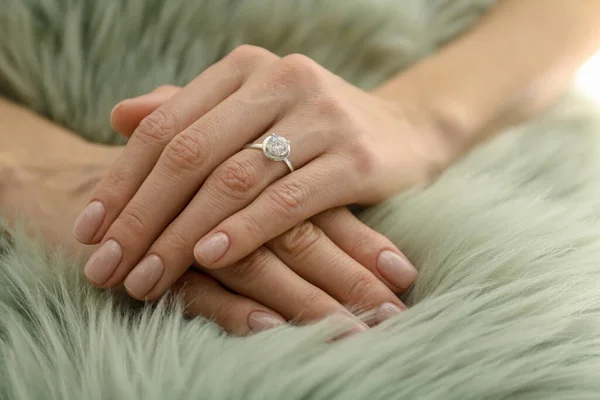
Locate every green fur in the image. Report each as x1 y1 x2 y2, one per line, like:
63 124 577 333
2 0 600 398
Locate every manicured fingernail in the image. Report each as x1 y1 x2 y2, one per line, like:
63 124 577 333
378 302 404 320
376 250 418 290
110 99 129 123
330 311 368 340
194 232 230 266
84 240 122 285
247 311 285 332
124 254 164 298
72 201 105 243
111 100 126 113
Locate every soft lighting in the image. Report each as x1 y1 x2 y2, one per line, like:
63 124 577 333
576 52 600 104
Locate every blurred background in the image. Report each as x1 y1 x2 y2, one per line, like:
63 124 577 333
577 51 600 104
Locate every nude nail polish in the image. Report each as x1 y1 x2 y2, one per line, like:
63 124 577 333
376 250 418 290
124 255 164 299
331 311 369 340
72 201 105 243
378 302 404 321
84 240 122 285
247 311 285 332
194 232 230 265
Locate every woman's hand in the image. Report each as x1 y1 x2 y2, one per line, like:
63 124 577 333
108 85 417 333
72 46 436 302
174 207 412 335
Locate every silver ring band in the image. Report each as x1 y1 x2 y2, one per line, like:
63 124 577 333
243 133 294 172
243 143 295 172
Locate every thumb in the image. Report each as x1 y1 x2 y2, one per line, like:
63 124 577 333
110 85 181 138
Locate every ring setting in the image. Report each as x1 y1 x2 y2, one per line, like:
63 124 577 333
244 133 294 172
263 133 290 161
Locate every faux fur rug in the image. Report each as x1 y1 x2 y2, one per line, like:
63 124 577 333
3 0 600 398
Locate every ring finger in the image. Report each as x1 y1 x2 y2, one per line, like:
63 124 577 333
86 77 290 287
121 116 331 299
195 154 352 269
74 46 278 246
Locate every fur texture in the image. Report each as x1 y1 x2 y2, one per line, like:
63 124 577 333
2 0 600 398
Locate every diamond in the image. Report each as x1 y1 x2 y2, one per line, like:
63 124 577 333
263 134 290 161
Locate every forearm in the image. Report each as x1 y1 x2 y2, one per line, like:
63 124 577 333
0 98 120 254
374 0 600 159
0 98 110 208
0 98 115 169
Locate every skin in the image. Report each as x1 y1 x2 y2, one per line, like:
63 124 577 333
0 96 410 335
3 0 600 334
0 98 121 254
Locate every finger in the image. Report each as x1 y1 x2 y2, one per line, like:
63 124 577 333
72 45 276 246
93 73 293 289
207 247 365 329
174 270 285 336
312 207 418 293
124 117 331 300
194 155 351 269
267 220 405 322
110 85 180 137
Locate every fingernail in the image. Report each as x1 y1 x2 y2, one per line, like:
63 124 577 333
72 201 105 243
194 232 230 266
124 254 164 298
331 311 368 340
378 302 404 321
376 250 418 290
84 239 122 285
247 311 285 332
111 100 125 114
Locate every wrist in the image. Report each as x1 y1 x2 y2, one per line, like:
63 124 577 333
372 76 472 178
0 142 119 254
373 0 600 167
0 154 18 211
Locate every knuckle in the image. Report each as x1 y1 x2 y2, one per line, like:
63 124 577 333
212 157 258 200
278 221 322 255
313 95 353 122
228 45 275 71
163 133 209 172
281 53 320 75
230 247 270 284
298 288 324 311
272 54 324 91
345 275 381 305
116 204 149 238
345 231 370 258
215 301 239 328
230 44 270 61
343 222 376 257
267 180 308 213
136 109 178 143
154 84 178 93
99 167 129 195
161 226 194 252
238 212 261 237
346 137 380 177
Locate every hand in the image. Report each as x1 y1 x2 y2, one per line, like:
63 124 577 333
176 208 412 335
109 86 418 334
72 46 434 301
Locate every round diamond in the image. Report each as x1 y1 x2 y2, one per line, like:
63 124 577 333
263 134 290 161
